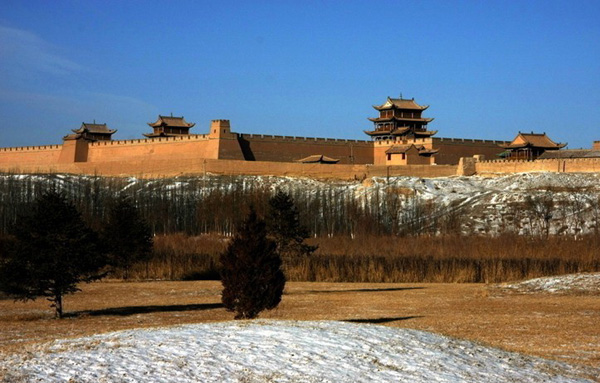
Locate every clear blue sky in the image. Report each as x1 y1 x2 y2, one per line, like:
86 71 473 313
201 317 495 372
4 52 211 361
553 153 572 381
1 0 599 148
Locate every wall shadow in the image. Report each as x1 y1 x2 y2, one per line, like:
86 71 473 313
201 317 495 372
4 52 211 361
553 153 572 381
237 137 256 161
302 287 425 295
68 303 223 318
343 316 423 324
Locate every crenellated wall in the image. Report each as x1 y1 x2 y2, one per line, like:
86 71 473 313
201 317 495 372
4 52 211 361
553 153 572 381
475 157 600 175
237 133 374 164
86 134 217 163
1 119 598 180
0 144 62 168
433 137 508 165
0 157 458 180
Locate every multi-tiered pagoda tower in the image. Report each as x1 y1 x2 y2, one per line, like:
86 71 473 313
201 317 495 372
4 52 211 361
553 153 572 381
367 97 439 165
365 97 437 140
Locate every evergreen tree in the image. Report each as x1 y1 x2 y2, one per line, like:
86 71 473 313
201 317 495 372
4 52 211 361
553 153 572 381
102 195 153 279
0 191 107 318
220 207 285 319
266 191 317 260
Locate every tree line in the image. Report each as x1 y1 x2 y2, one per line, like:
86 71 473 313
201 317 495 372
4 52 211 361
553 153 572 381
1 173 599 239
0 191 153 318
0 173 473 238
0 187 313 320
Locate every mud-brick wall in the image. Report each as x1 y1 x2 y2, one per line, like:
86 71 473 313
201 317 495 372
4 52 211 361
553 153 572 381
0 158 458 180
476 158 600 174
0 145 62 168
86 135 217 163
237 134 374 164
433 137 508 165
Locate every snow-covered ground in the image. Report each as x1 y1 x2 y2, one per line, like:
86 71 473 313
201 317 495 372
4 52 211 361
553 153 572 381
499 272 600 294
1 320 597 382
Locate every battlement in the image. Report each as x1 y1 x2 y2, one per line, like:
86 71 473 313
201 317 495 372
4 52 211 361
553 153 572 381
474 156 600 175
479 157 600 164
89 134 210 147
238 133 372 145
0 144 62 152
434 137 509 144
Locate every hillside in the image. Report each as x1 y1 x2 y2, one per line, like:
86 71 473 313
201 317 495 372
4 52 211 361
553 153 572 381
1 172 600 237
2 320 597 382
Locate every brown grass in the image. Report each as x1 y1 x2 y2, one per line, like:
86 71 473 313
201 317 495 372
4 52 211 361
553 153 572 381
0 280 598 371
127 234 600 283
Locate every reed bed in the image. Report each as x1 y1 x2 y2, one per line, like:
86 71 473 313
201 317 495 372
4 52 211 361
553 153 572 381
125 234 600 283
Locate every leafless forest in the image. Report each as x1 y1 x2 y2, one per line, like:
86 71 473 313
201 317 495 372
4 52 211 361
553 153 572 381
0 173 598 283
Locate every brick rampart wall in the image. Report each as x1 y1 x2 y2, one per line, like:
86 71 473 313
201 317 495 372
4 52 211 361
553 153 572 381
0 158 457 180
476 158 600 175
0 145 62 167
238 134 374 164
433 137 508 165
3 134 600 179
86 134 215 163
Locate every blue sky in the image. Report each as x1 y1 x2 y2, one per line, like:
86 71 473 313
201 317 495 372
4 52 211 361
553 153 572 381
1 0 599 148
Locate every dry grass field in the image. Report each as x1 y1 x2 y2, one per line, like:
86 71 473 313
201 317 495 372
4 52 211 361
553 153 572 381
0 281 598 370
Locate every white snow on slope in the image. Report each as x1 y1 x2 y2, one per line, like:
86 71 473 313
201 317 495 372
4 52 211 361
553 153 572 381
500 272 600 294
6 172 600 236
1 321 597 383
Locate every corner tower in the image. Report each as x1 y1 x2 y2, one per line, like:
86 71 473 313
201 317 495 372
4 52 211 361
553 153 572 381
207 119 245 160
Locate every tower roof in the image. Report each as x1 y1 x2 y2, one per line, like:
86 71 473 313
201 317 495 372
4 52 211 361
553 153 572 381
295 154 340 164
373 97 429 111
385 144 439 156
368 116 434 123
500 132 566 150
148 115 195 128
72 122 116 135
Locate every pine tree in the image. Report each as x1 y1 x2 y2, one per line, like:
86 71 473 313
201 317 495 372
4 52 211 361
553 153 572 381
102 195 153 279
220 207 285 319
0 191 107 318
266 191 317 260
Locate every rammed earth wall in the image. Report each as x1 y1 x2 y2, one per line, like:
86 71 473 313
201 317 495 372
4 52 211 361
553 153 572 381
475 158 600 175
0 145 62 168
0 127 598 179
0 158 457 180
432 137 508 165
237 134 374 164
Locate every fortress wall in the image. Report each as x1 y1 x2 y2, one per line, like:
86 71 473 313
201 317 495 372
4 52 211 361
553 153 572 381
0 157 457 180
366 164 457 178
86 135 217 163
475 158 600 175
237 134 374 164
373 145 388 165
0 145 62 167
217 136 246 160
433 137 508 165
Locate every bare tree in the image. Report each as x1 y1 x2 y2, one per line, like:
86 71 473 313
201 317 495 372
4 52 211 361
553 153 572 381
524 191 555 239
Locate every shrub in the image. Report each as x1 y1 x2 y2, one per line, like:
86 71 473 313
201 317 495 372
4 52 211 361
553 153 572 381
266 191 317 261
220 207 285 319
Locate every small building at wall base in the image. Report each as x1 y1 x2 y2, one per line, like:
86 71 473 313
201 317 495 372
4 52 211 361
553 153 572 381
499 132 566 160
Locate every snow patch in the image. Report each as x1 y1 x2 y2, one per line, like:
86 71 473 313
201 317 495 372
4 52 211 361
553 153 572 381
1 320 596 382
499 272 600 294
